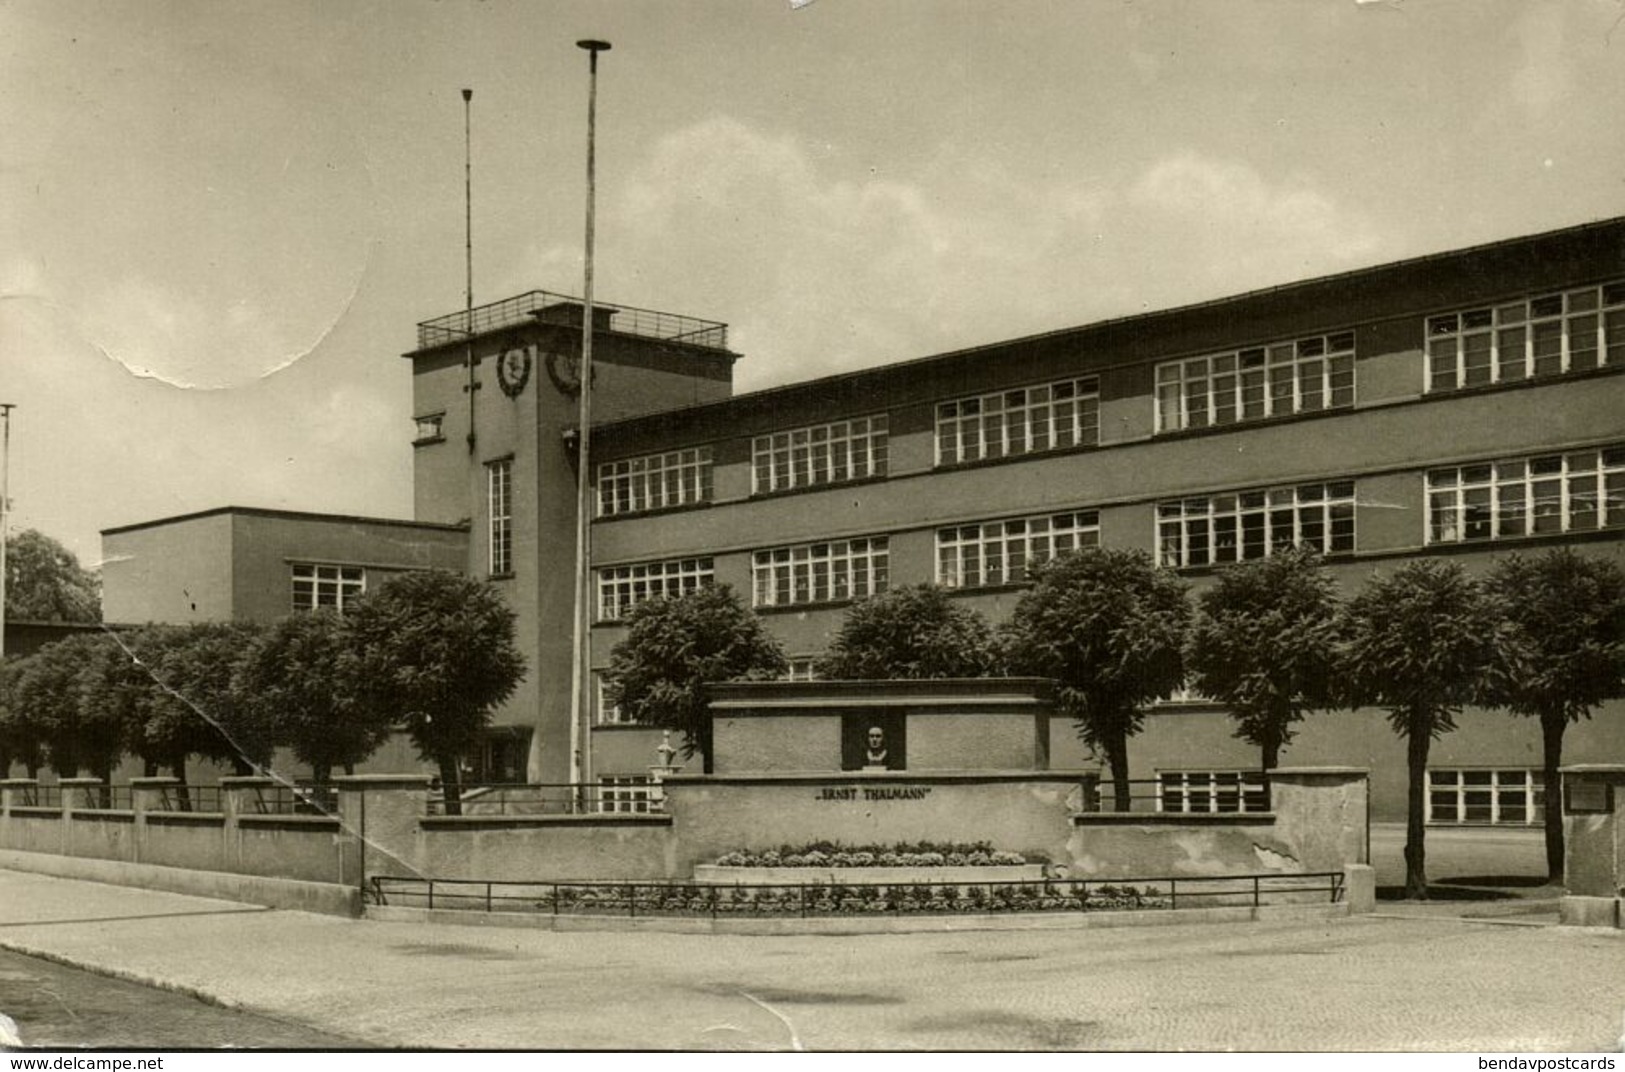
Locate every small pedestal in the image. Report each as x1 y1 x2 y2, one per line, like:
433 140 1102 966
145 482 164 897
1558 764 1625 929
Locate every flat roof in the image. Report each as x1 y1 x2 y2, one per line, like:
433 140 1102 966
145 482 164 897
594 213 1625 437
102 505 469 537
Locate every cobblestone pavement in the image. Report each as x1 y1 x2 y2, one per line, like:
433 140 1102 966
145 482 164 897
0 867 1620 1051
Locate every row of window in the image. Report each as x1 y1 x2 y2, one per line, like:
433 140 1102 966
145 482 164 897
591 442 1622 616
1155 332 1355 433
581 280 1621 520
1426 282 1625 393
1426 447 1625 544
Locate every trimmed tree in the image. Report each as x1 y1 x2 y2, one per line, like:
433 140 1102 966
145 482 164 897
1187 547 1342 772
234 610 394 785
12 634 126 784
141 621 271 779
999 548 1191 811
1484 549 1625 882
0 657 45 776
1343 560 1507 900
345 571 526 816
5 529 101 623
815 584 996 680
605 584 787 770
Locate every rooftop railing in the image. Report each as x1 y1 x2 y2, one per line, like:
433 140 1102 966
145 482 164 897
415 290 729 352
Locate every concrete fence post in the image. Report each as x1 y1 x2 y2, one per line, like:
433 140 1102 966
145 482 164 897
335 774 434 900
58 776 105 813
219 776 276 873
0 778 37 819
129 776 179 867
1558 764 1625 929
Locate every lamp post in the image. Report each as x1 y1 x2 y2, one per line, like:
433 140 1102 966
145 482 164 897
567 39 611 793
0 403 13 659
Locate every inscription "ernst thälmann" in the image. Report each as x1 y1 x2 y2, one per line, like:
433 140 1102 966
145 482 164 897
814 786 932 802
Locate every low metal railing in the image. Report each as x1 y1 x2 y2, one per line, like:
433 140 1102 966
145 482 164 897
1089 775 1271 815
14 785 62 809
248 784 339 816
154 785 224 814
370 871 1345 917
425 783 662 817
70 784 133 811
416 290 729 352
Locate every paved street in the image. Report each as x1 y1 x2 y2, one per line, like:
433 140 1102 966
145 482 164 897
0 852 1619 1051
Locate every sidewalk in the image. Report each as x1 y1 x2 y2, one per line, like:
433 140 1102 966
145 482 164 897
0 865 1621 1050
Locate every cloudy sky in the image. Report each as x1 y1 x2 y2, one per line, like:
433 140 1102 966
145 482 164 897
2 0 1622 565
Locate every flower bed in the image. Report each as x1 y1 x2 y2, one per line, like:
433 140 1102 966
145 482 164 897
711 840 1033 869
529 880 1170 917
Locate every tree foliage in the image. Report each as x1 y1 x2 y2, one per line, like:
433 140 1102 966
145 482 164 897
0 658 42 776
234 610 393 785
139 621 270 777
1187 547 1342 771
5 529 101 624
606 584 787 769
999 548 1191 811
10 634 126 781
345 571 525 814
815 584 996 680
1483 549 1625 881
1343 560 1507 899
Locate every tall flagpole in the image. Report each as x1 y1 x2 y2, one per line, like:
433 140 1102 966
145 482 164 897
462 88 478 452
569 39 610 794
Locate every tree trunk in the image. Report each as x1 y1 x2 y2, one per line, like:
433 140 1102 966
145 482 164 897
1404 725 1431 900
1108 731 1132 812
437 754 462 817
1540 710 1566 885
312 762 332 786
1261 737 1280 774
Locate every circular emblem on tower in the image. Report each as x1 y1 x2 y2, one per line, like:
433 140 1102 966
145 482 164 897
544 350 593 395
496 346 532 397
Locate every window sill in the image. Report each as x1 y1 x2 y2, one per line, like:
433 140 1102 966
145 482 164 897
1421 362 1622 402
755 596 868 616
488 572 516 582
746 472 890 503
1151 403 1355 442
932 441 1101 476
412 434 446 448
594 498 714 524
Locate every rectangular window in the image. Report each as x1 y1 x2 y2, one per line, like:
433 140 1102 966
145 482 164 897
752 537 889 608
594 673 633 725
1158 771 1269 814
1427 769 1544 825
752 416 888 494
596 558 714 621
1158 481 1356 568
598 447 714 517
936 379 1099 466
487 458 512 576
1425 281 1625 392
413 413 445 445
1426 445 1625 544
598 776 654 814
1155 332 1355 433
290 563 366 614
937 510 1100 589
783 657 820 682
